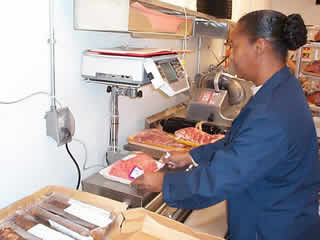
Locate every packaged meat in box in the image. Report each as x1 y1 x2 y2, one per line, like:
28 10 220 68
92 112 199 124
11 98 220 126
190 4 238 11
0 219 43 240
1 210 76 240
100 152 164 184
0 186 127 240
30 192 117 240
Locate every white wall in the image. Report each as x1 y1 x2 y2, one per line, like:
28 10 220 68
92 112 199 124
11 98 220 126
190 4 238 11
272 0 320 25
0 1 222 208
232 0 272 21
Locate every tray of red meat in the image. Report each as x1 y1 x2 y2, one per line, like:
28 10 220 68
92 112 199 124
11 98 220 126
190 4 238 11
174 127 225 146
99 152 164 184
128 128 191 152
303 60 320 77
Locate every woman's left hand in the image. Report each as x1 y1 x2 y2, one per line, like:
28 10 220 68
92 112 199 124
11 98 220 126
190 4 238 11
131 172 164 192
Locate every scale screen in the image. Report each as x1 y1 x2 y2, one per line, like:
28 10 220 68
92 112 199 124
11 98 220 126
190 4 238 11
160 62 177 83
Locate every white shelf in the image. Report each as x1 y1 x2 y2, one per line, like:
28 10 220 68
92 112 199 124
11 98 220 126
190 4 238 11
304 42 320 48
300 73 320 80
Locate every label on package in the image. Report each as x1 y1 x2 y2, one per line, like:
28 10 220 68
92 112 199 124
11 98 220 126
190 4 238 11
129 166 144 179
65 200 112 228
49 220 93 240
28 224 74 240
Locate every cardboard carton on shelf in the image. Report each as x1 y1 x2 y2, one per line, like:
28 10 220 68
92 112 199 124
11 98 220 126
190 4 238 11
129 2 193 36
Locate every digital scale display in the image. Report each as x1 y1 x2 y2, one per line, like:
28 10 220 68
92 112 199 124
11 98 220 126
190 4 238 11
160 62 178 83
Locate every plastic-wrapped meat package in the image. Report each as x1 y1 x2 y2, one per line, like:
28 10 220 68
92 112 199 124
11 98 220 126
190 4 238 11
11 211 75 240
108 152 159 182
315 31 320 41
38 192 115 240
0 220 42 240
304 60 320 74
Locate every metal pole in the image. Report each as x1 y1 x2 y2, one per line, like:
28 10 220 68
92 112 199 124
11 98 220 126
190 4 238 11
49 0 56 110
196 36 202 74
295 47 303 79
109 87 119 152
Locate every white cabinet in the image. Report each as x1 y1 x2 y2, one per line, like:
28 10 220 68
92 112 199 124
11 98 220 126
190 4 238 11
74 0 194 39
74 0 130 32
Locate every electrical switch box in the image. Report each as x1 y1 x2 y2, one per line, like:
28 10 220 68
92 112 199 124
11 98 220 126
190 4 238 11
45 107 75 146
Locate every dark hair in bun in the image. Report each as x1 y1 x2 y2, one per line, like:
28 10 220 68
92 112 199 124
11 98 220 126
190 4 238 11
238 10 307 62
283 14 308 50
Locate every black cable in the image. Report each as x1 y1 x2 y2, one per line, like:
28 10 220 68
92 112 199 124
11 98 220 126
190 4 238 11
65 143 81 190
216 55 230 68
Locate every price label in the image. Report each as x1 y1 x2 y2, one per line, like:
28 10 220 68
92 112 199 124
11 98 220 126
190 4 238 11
129 166 144 179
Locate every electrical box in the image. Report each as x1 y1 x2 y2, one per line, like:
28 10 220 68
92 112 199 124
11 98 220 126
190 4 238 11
45 108 75 146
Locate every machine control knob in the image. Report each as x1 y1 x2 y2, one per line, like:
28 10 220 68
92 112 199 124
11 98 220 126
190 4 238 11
147 72 154 81
106 86 112 93
137 90 143 98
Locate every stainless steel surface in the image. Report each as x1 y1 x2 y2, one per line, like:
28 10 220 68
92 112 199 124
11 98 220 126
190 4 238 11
106 85 143 153
187 68 253 127
82 173 156 208
82 172 190 221
195 19 229 39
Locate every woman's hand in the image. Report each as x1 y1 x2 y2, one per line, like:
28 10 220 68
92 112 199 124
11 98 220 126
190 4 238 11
159 151 193 169
131 172 164 192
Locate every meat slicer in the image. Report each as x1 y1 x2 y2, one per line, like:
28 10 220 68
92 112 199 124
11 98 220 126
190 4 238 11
186 66 253 127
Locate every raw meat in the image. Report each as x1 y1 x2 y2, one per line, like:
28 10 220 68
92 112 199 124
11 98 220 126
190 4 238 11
132 128 187 149
0 227 26 240
304 60 320 74
315 31 320 41
175 127 225 145
109 152 158 181
307 91 320 106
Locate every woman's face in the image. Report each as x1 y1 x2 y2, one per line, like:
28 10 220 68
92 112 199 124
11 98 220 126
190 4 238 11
230 23 258 82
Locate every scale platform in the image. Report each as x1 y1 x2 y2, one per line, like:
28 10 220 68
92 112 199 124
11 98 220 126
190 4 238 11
82 173 157 208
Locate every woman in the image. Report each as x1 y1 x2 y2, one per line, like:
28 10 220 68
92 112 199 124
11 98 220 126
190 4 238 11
132 10 320 240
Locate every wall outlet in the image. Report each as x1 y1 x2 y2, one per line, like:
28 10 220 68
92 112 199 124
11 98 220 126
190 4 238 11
45 107 75 146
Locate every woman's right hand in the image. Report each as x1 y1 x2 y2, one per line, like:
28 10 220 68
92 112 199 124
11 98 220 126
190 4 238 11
159 151 193 169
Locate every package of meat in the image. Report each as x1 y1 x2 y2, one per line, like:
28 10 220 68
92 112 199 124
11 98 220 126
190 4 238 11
0 221 42 240
11 211 76 240
128 128 190 151
174 127 225 146
99 152 164 184
304 60 320 75
307 91 320 106
314 31 320 42
35 192 116 240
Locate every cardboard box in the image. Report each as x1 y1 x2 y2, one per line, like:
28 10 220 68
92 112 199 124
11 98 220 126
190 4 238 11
0 186 224 240
110 208 224 240
0 185 128 238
